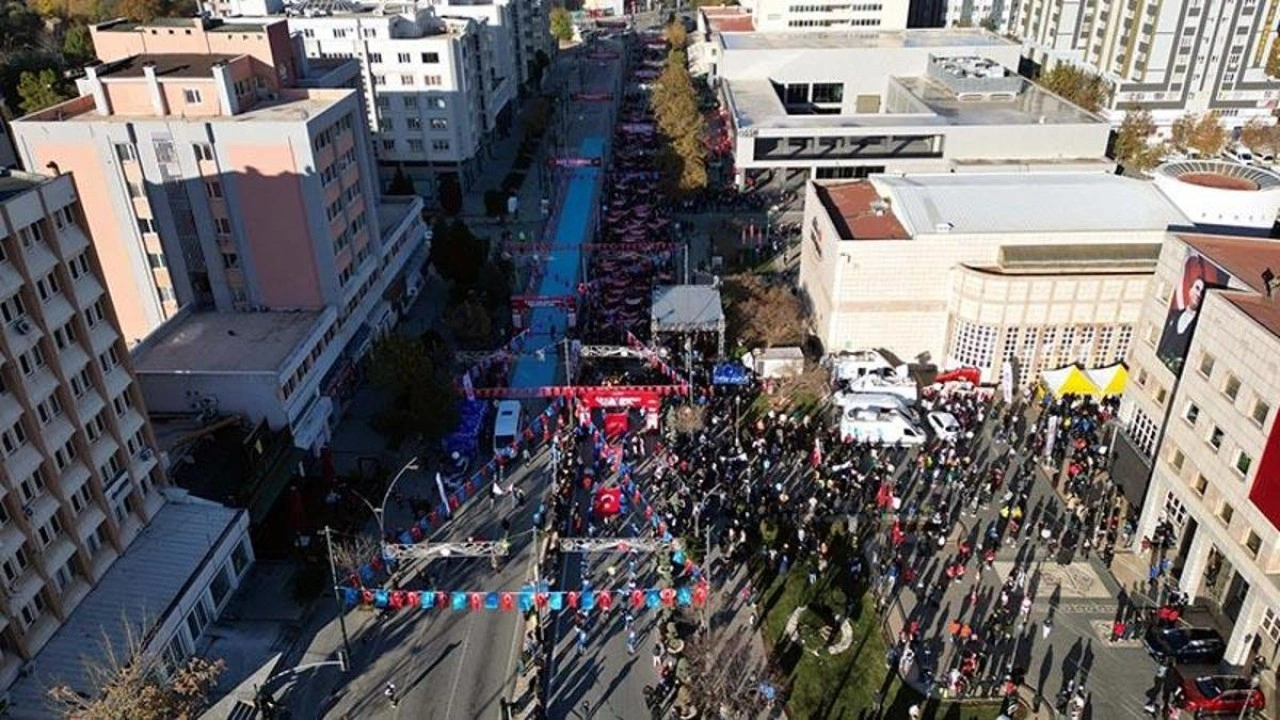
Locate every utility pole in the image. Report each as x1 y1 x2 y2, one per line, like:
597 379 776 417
323 526 354 666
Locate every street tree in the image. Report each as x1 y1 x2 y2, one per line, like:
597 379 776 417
437 173 464 215
0 1 43 54
666 402 707 436
1240 117 1280 155
47 622 226 720
62 22 96 63
664 19 688 49
17 68 69 114
1170 111 1228 157
724 274 806 349
386 166 415 196
329 533 379 574
1112 108 1165 172
1036 63 1110 113
367 334 460 443
444 294 494 349
428 218 488 286
116 0 161 21
773 361 831 409
549 6 574 44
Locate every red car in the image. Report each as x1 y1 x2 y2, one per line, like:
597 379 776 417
1175 674 1266 717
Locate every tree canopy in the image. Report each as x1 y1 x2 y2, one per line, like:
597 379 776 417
1037 63 1110 113
429 217 489 286
723 273 806 349
650 36 708 198
549 6 574 44
17 68 70 114
1112 108 1165 172
1170 111 1228 158
368 333 460 442
0 1 43 54
1240 118 1280 156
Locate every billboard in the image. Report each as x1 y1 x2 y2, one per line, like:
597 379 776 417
1249 416 1280 531
1155 250 1231 376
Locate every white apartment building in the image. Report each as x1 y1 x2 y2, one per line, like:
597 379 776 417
1118 232 1280 671
941 0 1012 30
736 0 909 30
0 169 170 689
708 31 1113 193
1014 0 1280 129
799 172 1190 383
249 3 516 194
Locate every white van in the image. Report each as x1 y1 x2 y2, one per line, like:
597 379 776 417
835 392 918 422
839 408 927 445
1224 145 1254 165
493 400 524 458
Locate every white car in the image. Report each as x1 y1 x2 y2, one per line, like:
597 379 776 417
926 411 962 440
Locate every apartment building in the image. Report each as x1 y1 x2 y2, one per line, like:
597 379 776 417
0 169 170 689
736 0 910 30
1116 233 1280 670
708 31 1113 193
9 19 428 450
1014 0 1280 130
255 4 515 194
799 172 1186 384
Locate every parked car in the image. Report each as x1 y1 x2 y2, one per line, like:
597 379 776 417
926 411 962 440
1175 673 1266 717
1223 145 1255 165
1143 627 1227 666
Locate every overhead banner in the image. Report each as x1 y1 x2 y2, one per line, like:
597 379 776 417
511 295 577 310
585 51 620 60
572 93 614 102
617 123 656 134
343 584 709 612
547 157 604 168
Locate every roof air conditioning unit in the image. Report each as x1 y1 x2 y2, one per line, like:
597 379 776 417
12 319 31 335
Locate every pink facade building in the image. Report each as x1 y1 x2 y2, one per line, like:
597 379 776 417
10 17 428 451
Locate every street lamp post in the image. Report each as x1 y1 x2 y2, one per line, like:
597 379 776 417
350 457 423 543
1237 673 1261 720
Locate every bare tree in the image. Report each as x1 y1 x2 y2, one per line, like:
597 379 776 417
666 403 708 436
773 362 831 409
724 274 807 349
47 620 226 720
329 533 380 574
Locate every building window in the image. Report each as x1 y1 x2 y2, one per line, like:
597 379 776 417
402 96 418 109
2 547 28 584
1223 374 1241 402
137 218 157 235
408 139 424 152
1236 451 1253 477
1250 400 1270 428
210 564 233 608
400 74 415 85
68 253 90 280
421 51 439 63
19 594 45 630
1129 408 1159 458
222 253 240 269
0 293 26 323
214 217 232 235
18 346 45 376
36 516 62 548
431 139 450 151
397 52 411 63
1199 352 1216 378
192 143 214 161
1193 474 1208 496
1218 502 1234 525
231 538 251 576
382 139 396 151
1170 449 1185 471
368 52 382 63
406 117 421 130
35 272 59 302
1183 402 1199 426
1244 529 1262 557
17 470 44 504
811 82 844 103
183 88 202 104
424 75 442 86
114 143 137 162
427 97 446 109
1208 426 1224 451
1262 608 1280 643
372 75 385 86
205 181 222 198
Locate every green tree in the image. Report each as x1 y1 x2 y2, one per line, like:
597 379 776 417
1170 111 1228 158
651 41 708 198
386 166 416 196
63 22 96 64
368 334 460 442
663 19 688 49
17 68 69 114
1112 108 1165 172
445 294 494 349
117 0 161 21
438 173 463 215
428 218 488 286
0 1 43 54
549 6 574 44
1037 63 1111 113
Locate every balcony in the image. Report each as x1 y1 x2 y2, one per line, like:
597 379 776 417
74 503 104 542
88 320 117 356
24 368 58 404
102 364 131 400
130 448 157 479
73 272 104 310
5 445 43 489
4 567 45 612
42 534 76 574
0 262 22 299
55 222 90 259
41 294 75 331
3 316 42 357
0 392 22 431
24 492 60 530
23 242 57 281
88 434 119 471
58 342 90 379
118 407 145 440
41 415 75 455
58 461 91 499
0 521 24 556
74 389 105 427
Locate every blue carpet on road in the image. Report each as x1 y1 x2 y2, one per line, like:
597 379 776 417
511 136 605 389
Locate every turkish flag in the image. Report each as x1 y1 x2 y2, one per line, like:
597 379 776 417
605 411 629 438
594 486 622 518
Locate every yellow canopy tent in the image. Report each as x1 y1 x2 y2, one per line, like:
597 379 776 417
1085 363 1129 396
1040 365 1101 398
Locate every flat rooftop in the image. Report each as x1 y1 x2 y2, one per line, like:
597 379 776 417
377 198 418 236
725 75 1102 129
7 499 242 716
870 173 1188 236
720 28 1011 51
27 87 351 123
0 171 49 203
134 310 326 375
708 14 755 32
97 53 241 80
814 181 910 240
